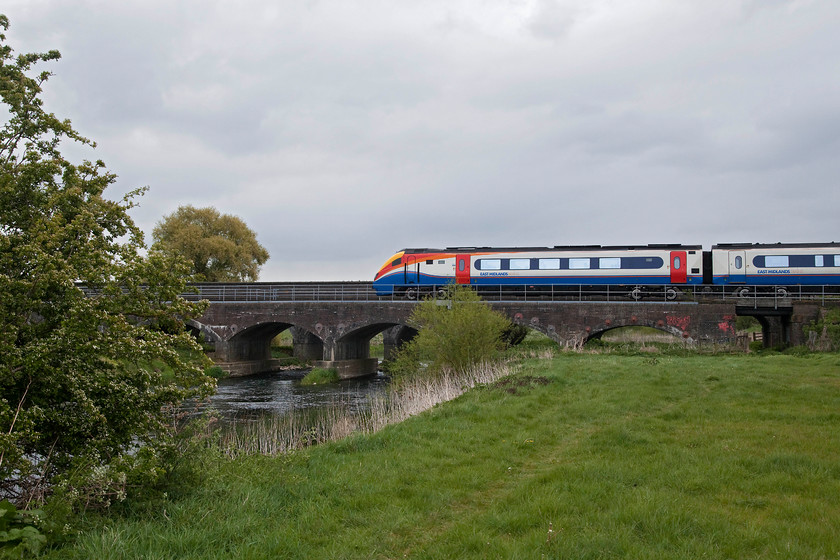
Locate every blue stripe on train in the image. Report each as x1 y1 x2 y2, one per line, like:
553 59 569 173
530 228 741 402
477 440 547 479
373 272 704 295
713 274 840 285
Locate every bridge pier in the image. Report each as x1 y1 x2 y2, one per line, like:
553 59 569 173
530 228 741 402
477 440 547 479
291 327 324 361
382 325 418 361
736 303 821 348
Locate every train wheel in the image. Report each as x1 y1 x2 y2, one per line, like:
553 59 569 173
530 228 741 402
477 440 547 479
666 288 678 300
776 287 789 298
405 287 417 300
629 287 643 301
436 287 448 299
735 287 750 298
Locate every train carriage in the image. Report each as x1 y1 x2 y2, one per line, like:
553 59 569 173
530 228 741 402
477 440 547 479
373 245 704 297
712 243 840 287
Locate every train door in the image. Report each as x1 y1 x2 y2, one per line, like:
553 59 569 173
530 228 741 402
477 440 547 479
404 255 420 284
728 251 746 283
456 254 471 285
670 251 687 283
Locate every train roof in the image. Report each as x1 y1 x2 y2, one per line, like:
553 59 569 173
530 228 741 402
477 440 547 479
712 242 840 249
401 244 703 254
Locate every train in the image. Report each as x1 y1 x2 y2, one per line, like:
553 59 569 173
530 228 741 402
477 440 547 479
372 242 840 299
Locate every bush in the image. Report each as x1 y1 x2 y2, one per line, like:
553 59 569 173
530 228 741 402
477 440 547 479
389 286 509 380
500 323 529 347
0 500 46 556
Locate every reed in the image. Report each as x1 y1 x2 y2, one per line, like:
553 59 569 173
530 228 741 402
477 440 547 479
217 361 515 456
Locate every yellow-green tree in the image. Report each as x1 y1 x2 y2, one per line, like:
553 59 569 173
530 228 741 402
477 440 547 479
152 206 269 282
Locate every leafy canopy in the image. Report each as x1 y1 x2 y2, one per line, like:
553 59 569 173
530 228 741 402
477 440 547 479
152 205 269 282
0 15 214 506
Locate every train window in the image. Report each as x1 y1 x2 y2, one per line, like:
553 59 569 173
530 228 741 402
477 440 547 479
510 258 530 270
815 255 824 267
735 256 743 269
622 257 664 269
674 256 682 269
765 255 789 268
481 259 501 270
539 258 560 270
438 260 445 264
458 260 465 272
599 258 621 269
569 258 590 270
426 260 434 265
835 256 840 267
392 258 402 266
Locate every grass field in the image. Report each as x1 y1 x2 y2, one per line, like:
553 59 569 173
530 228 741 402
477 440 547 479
48 352 840 559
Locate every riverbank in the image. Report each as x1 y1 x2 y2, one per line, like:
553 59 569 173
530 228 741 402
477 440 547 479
47 352 840 559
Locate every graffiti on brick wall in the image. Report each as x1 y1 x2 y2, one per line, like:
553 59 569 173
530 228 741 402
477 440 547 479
666 315 691 331
718 314 735 334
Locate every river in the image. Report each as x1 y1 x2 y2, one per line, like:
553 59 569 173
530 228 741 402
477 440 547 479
205 370 391 420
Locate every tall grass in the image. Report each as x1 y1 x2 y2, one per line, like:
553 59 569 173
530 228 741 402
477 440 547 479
218 361 515 456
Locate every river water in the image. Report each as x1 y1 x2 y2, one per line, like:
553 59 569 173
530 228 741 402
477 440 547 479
205 370 391 420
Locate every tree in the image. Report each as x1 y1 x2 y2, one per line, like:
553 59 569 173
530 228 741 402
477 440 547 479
388 286 510 379
151 206 269 282
0 15 214 506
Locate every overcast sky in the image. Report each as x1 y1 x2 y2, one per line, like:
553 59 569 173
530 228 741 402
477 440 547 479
4 0 839 280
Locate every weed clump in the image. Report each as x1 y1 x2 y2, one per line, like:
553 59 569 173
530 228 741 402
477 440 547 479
301 368 340 386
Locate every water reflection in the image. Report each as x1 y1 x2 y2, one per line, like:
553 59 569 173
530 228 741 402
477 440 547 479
206 370 390 420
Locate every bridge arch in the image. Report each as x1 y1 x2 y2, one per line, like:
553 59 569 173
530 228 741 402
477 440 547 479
332 321 417 361
186 319 222 345
585 319 687 344
217 320 322 364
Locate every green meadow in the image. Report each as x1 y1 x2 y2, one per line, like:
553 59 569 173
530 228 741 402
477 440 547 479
48 352 840 559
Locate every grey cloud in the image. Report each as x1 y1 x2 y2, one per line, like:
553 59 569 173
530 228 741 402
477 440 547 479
3 0 839 280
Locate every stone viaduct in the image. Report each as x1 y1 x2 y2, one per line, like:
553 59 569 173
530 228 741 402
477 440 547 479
188 284 825 377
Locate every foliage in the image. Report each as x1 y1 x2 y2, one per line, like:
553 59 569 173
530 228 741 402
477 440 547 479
500 323 529 347
300 368 340 386
205 365 227 379
735 315 759 332
805 307 840 351
0 14 215 511
0 500 46 556
151 205 269 282
389 286 509 379
749 340 765 353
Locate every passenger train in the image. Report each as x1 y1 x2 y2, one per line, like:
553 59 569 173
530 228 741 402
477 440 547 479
372 243 840 298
